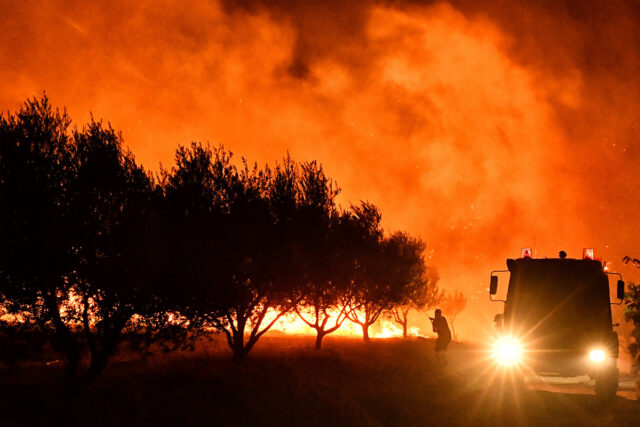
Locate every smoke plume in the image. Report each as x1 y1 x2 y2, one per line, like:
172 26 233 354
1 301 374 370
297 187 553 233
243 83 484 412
2 0 640 338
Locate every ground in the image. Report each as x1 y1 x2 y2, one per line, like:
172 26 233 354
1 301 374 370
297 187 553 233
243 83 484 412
1 335 638 426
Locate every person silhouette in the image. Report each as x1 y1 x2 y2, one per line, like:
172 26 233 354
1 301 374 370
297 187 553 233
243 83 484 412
431 309 452 365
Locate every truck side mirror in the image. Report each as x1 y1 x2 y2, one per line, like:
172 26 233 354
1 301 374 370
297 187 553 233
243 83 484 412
490 276 498 295
617 280 625 300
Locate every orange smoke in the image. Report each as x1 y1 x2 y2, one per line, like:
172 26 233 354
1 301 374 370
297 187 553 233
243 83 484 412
2 0 640 340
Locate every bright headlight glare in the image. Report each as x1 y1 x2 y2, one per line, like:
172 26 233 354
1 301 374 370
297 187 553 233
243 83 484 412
493 337 524 366
589 349 606 363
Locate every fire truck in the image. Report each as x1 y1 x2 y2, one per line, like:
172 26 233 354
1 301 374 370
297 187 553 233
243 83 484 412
489 249 624 399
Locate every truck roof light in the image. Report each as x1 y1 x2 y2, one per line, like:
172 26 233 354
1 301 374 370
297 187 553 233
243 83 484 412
522 248 532 259
583 248 594 260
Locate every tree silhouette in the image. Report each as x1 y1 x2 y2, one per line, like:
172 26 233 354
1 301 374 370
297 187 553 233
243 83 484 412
440 289 467 340
161 144 296 359
69 119 163 383
621 257 640 376
344 204 419 342
0 95 81 387
288 162 354 350
341 203 382 342
293 209 358 350
1 95 442 371
386 237 439 338
419 270 445 331
623 283 640 373
0 97 171 388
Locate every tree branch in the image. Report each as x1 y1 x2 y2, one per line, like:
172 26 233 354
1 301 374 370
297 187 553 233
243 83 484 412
295 306 316 329
370 308 383 324
248 309 285 350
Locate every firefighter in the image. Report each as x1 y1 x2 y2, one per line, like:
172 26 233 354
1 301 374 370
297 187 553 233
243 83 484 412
430 309 452 365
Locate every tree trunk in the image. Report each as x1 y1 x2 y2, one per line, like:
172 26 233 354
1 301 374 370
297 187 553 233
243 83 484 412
232 317 247 360
450 318 457 341
362 323 370 343
84 349 109 384
46 292 81 393
62 348 82 394
315 331 325 350
392 309 409 339
232 333 246 359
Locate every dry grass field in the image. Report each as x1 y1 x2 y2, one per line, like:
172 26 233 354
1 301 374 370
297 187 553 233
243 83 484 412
1 335 638 426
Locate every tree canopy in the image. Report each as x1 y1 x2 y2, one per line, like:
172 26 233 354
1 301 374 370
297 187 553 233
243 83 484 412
0 96 441 385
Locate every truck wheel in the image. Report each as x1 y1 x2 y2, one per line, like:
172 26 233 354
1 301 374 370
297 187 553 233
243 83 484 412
595 367 618 400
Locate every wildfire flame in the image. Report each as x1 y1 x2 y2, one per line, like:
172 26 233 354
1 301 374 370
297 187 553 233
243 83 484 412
266 309 424 339
22 293 421 339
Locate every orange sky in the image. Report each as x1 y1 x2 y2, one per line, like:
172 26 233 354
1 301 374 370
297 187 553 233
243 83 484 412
2 0 640 340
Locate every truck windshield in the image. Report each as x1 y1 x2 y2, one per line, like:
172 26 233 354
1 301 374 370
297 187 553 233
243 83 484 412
504 259 611 346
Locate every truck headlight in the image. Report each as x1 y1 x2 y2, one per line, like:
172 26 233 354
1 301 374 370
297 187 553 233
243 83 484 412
493 336 524 366
589 349 606 363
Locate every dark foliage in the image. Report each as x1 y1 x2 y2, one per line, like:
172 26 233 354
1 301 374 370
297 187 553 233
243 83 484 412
386 233 440 338
69 120 164 383
159 143 298 359
0 96 437 385
344 203 405 342
0 96 80 387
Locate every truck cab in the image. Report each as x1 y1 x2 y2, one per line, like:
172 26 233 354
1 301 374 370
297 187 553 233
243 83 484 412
489 250 624 399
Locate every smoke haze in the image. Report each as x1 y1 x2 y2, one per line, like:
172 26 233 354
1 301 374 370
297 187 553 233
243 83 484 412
2 0 640 338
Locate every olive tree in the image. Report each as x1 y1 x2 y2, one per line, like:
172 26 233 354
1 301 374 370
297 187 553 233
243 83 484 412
161 144 296 359
385 234 439 338
69 120 164 383
0 96 80 387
